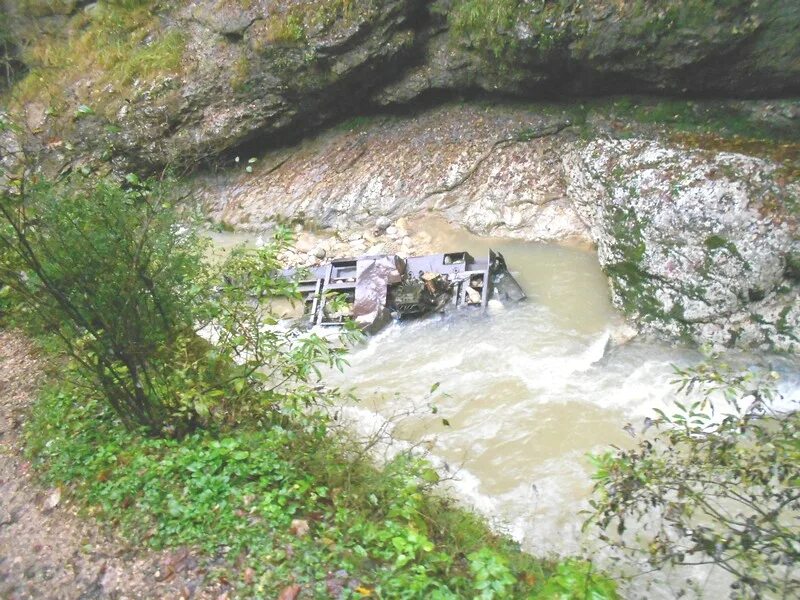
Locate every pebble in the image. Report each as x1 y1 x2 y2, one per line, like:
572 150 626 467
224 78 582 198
385 226 398 237
294 235 314 253
313 247 326 259
375 216 392 231
43 488 61 511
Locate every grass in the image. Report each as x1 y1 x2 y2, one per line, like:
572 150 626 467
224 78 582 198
448 0 581 60
8 0 185 120
24 363 619 598
256 0 363 46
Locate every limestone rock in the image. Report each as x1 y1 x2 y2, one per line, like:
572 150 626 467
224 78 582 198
196 104 590 244
7 0 800 170
563 139 800 353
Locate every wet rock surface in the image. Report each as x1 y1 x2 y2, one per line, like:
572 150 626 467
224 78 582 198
198 103 799 353
198 104 589 244
5 0 800 169
563 139 800 353
0 332 223 599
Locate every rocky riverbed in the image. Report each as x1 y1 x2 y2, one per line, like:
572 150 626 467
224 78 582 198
196 101 800 354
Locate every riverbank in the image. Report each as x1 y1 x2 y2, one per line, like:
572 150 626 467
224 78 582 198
0 331 222 599
1 328 618 598
195 98 800 355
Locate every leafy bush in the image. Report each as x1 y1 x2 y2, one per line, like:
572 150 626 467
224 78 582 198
0 172 212 432
24 372 592 598
533 560 618 600
0 163 356 434
588 361 800 598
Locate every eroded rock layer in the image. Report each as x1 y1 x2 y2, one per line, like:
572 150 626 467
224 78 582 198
197 103 800 353
4 0 800 169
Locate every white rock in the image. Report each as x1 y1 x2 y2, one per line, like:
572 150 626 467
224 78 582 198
294 233 315 253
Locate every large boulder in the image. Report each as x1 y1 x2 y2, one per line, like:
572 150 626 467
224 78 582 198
563 139 800 353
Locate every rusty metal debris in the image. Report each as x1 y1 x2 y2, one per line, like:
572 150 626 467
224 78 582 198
283 250 526 333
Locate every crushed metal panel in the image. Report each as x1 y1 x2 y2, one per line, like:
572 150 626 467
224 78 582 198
352 255 404 333
281 249 526 333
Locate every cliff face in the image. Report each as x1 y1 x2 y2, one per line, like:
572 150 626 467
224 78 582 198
196 101 800 353
4 0 800 169
2 1 799 353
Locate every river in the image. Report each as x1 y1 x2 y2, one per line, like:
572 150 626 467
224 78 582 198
209 221 800 597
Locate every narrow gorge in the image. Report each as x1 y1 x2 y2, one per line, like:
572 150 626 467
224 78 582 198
1 1 799 598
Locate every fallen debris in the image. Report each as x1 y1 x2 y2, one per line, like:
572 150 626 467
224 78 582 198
283 250 526 333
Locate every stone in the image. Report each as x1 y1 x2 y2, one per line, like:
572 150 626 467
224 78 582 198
289 519 310 537
294 234 315 253
313 247 326 260
375 216 392 231
563 139 800 354
9 1 800 171
43 488 61 511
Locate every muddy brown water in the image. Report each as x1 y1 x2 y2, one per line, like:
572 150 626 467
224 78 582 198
209 221 800 597
325 222 697 551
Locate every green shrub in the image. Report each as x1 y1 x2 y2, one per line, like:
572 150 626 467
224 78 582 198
23 371 604 597
589 361 800 598
0 166 363 435
0 173 212 432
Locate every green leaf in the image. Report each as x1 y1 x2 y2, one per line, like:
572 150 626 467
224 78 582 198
420 468 439 484
74 104 94 118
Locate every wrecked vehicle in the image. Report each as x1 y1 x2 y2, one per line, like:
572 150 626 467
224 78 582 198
282 250 526 333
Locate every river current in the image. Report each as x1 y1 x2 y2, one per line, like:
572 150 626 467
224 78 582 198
210 221 800 597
